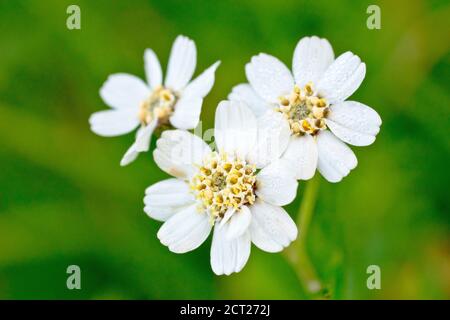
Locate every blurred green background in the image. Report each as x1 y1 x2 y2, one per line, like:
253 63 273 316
0 0 449 299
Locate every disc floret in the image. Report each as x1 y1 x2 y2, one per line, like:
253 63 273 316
276 83 329 135
190 152 257 221
139 86 177 125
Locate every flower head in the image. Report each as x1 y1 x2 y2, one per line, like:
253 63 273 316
145 101 299 275
89 35 220 166
229 36 381 182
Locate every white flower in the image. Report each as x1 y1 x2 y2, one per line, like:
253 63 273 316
89 35 220 166
229 36 382 183
144 101 299 275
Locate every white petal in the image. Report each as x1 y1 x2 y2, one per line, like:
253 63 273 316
249 199 298 253
165 35 196 91
99 73 149 109
134 122 157 151
144 178 195 221
214 100 257 159
169 97 203 130
228 83 272 118
219 208 235 227
293 36 334 87
247 110 291 168
245 53 294 103
326 101 382 146
316 131 357 183
225 206 252 240
210 223 251 275
89 109 139 137
157 205 212 254
144 49 163 89
183 61 221 99
317 52 366 104
153 130 211 179
255 162 298 206
281 135 318 180
120 120 158 166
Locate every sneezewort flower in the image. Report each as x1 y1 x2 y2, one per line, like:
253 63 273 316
229 36 382 182
144 101 299 275
89 35 220 166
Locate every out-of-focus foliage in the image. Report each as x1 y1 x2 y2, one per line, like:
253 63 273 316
0 0 448 299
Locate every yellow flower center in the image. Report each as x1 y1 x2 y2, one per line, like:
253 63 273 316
139 86 177 125
190 152 257 221
276 83 329 135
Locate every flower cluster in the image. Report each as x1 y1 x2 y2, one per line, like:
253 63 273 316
90 35 381 275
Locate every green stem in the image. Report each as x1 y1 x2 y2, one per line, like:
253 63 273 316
285 176 322 297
